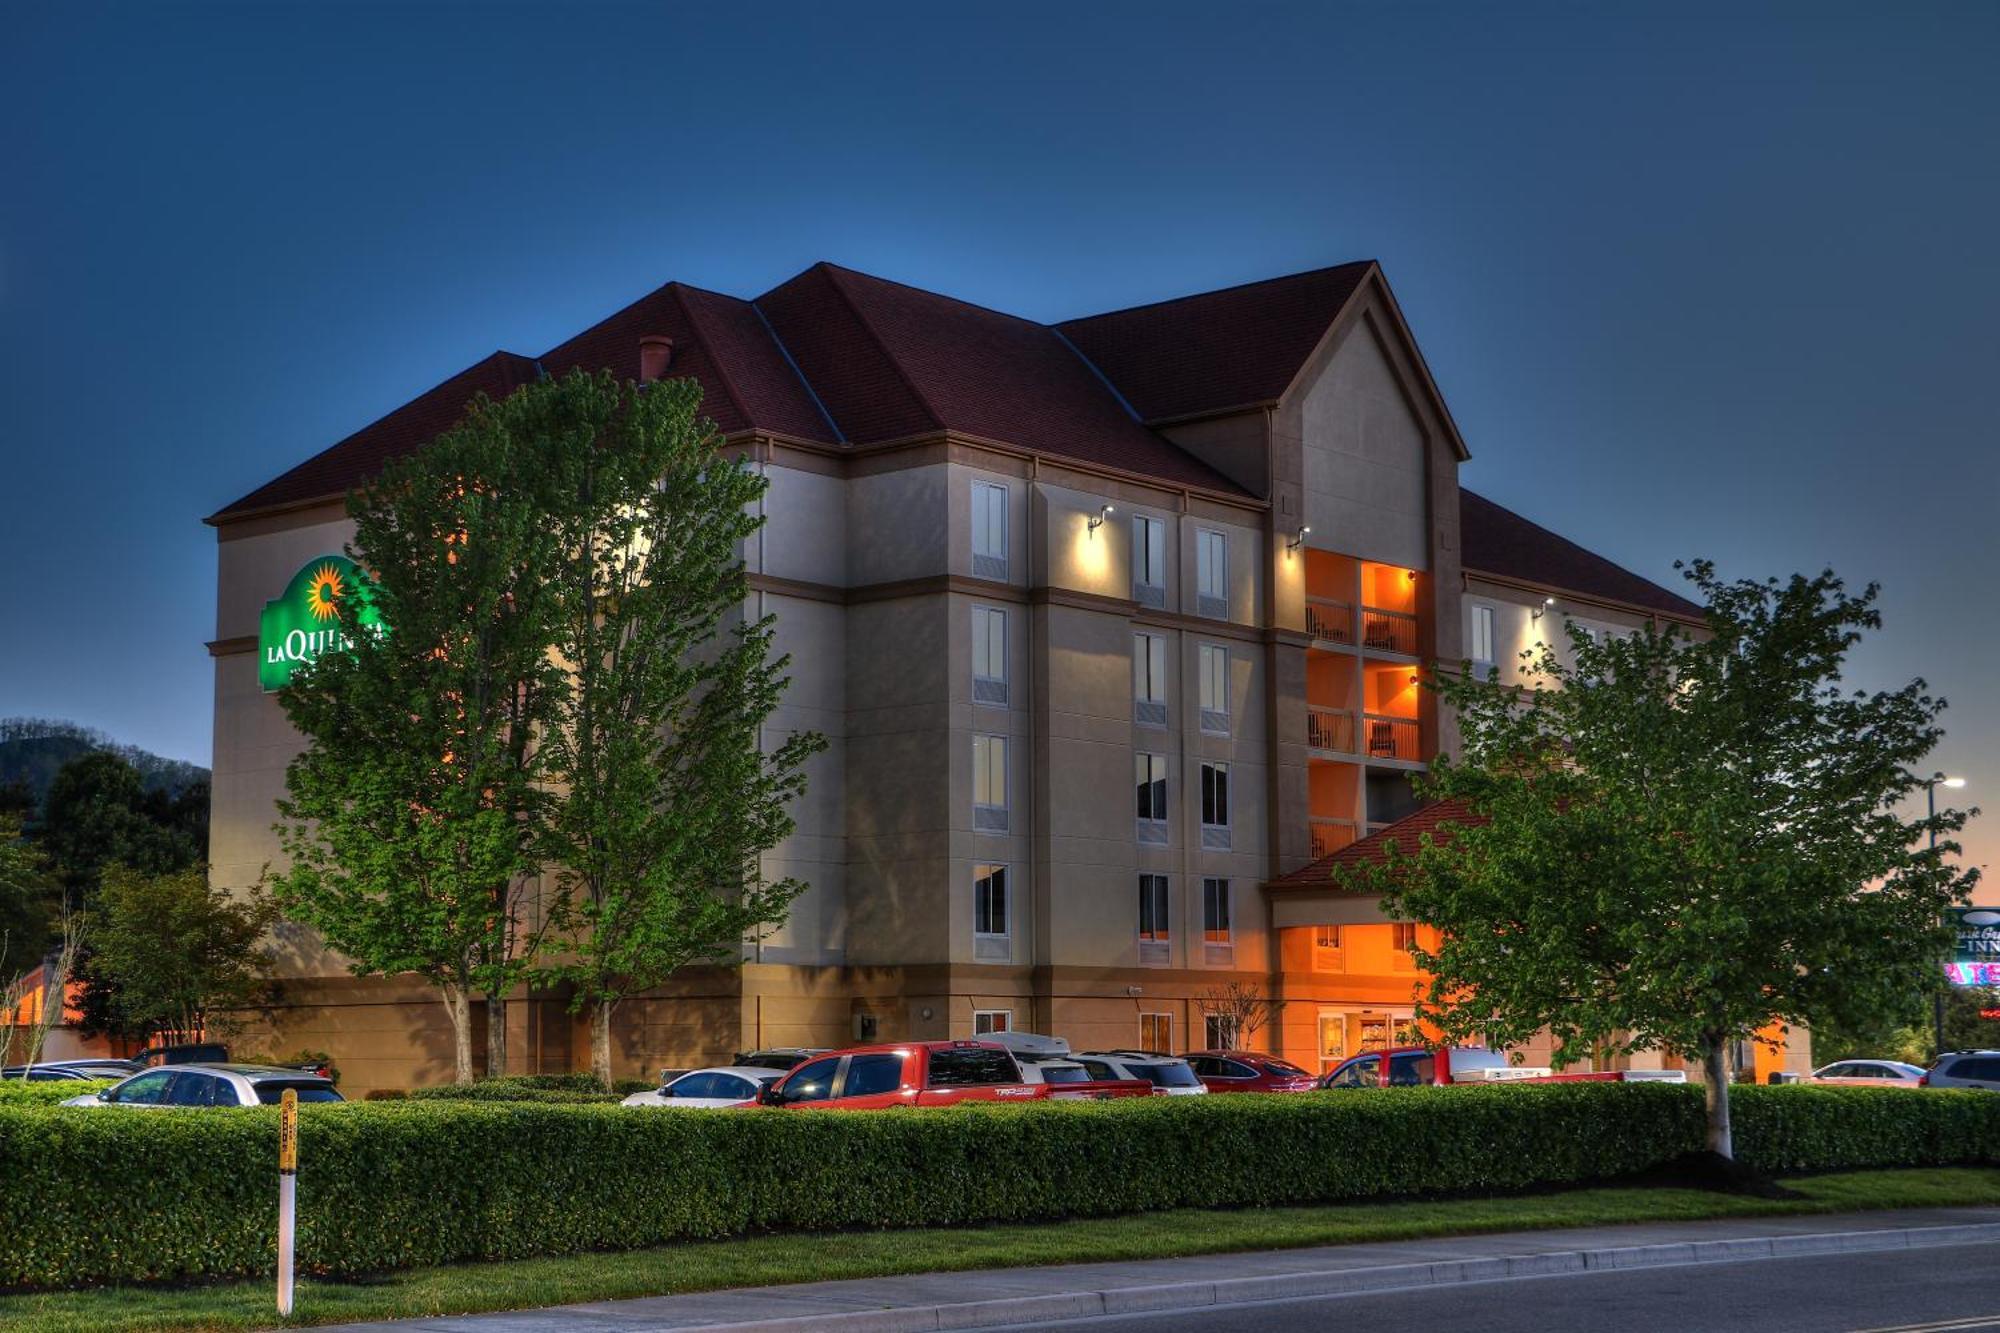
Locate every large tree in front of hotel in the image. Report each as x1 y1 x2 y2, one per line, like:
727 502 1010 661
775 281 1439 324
1340 562 1978 1162
271 389 566 1084
531 370 823 1089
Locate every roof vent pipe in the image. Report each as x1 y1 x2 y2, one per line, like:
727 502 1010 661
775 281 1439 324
639 336 674 383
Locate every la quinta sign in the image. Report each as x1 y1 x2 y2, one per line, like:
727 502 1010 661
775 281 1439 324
258 555 382 692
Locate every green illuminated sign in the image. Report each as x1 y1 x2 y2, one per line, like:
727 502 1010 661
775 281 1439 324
258 555 382 692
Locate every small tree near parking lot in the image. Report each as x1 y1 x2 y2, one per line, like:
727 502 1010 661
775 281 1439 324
1340 562 1979 1161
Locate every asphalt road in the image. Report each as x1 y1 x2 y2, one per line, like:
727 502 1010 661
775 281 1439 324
1021 1242 2000 1332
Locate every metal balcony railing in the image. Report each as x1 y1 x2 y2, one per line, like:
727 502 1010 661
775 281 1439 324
1309 817 1359 859
1359 607 1419 656
1306 597 1354 645
1360 713 1420 762
1306 708 1356 753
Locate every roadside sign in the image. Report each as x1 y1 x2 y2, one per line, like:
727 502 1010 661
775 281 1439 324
1946 908 2000 987
278 1088 297 1315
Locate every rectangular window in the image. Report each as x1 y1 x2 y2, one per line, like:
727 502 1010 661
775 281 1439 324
1135 751 1168 841
1132 514 1166 607
974 864 1008 937
1469 604 1495 680
1139 1012 1172 1053
1196 529 1228 618
972 733 1008 831
1205 1014 1241 1050
1313 925 1344 972
1138 873 1170 942
972 605 1007 706
1200 762 1230 850
1202 877 1231 944
971 481 1008 579
1393 921 1419 971
1132 632 1167 726
1198 643 1229 733
972 1010 1012 1035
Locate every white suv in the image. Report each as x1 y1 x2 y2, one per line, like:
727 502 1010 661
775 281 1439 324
1924 1051 2000 1090
1074 1050 1207 1095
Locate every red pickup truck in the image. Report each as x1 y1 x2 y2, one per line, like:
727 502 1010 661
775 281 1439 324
1320 1046 1687 1089
758 1040 1152 1109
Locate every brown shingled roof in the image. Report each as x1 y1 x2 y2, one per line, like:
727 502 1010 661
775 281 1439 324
1460 489 1703 622
1056 261 1375 422
1266 800 1483 892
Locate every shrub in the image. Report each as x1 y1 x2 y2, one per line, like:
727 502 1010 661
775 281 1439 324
0 1084 1995 1290
0 1078 112 1106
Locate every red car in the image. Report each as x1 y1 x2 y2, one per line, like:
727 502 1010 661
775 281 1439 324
757 1040 1151 1109
1180 1050 1317 1093
1319 1046 1689 1088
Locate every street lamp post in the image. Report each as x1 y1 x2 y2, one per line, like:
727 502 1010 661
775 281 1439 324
1929 773 1968 1058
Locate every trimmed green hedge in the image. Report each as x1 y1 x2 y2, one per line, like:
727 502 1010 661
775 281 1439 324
0 1079 112 1106
2 1084 1996 1289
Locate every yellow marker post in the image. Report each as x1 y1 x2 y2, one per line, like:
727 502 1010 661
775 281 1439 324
278 1087 298 1316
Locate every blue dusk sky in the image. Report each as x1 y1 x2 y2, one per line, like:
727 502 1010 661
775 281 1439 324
2 3 1993 869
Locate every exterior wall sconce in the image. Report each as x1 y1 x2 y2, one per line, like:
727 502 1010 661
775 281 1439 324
1088 503 1115 534
1287 525 1312 551
1530 596 1556 622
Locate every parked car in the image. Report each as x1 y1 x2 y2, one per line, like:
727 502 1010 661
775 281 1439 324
1072 1050 1207 1095
1922 1051 2000 1090
1181 1050 1317 1093
1809 1059 1926 1087
1320 1046 1688 1088
982 1030 1095 1085
622 1066 782 1108
138 1043 231 1067
41 1058 143 1079
731 1047 829 1072
758 1040 1151 1109
63 1064 344 1108
3 1063 104 1081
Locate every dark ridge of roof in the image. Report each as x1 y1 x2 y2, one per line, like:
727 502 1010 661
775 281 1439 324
753 264 940 444
1056 261 1375 422
207 351 540 521
1459 489 1704 621
787 264 1246 493
1266 799 1481 891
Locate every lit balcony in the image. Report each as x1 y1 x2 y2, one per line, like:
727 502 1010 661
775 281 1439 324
1309 816 1359 858
1307 707 1356 754
1359 606 1419 656
1306 597 1353 645
1360 714 1420 762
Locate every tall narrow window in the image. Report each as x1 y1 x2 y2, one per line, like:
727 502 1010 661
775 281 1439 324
1132 514 1166 608
1138 873 1171 957
1139 1012 1172 1053
1196 529 1228 619
1202 877 1232 944
1132 631 1168 726
972 733 1008 831
971 481 1008 580
1313 925 1345 972
1135 751 1168 844
1198 643 1229 734
1205 1014 1241 1049
1469 604 1495 681
1392 921 1419 971
972 605 1007 706
1199 762 1230 850
974 864 1008 938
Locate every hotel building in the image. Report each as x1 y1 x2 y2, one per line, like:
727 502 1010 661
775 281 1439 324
206 260 1807 1092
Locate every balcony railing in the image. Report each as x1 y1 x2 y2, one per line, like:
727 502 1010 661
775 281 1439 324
1306 597 1354 645
1360 713 1420 762
1309 817 1359 859
1359 606 1419 656
1306 707 1356 753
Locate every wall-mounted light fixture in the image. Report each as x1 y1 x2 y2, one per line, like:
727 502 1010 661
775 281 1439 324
1287 524 1312 551
1088 503 1115 534
1530 596 1557 622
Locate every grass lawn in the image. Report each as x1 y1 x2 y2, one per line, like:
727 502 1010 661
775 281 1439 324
6 1167 1999 1333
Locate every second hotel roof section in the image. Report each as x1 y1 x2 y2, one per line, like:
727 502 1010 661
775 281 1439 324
206 258 1699 622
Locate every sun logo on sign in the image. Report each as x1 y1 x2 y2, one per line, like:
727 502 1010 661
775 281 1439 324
304 563 346 621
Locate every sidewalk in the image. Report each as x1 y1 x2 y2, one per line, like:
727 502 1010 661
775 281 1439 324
325 1206 2000 1332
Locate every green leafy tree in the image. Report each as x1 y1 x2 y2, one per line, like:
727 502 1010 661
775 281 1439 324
90 866 277 1045
1343 562 1979 1160
41 752 204 901
532 370 825 1088
0 814 57 972
270 388 567 1083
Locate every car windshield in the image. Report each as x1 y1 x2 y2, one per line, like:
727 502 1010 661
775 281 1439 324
1129 1062 1201 1088
253 1082 342 1104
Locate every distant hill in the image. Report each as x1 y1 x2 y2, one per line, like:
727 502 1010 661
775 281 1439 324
0 718 209 810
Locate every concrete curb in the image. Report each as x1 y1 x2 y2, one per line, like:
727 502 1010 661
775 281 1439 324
687 1220 2000 1331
